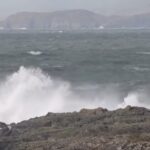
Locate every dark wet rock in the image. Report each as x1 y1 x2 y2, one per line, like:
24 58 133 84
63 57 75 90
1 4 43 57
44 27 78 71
80 107 108 115
0 122 11 136
1 106 150 149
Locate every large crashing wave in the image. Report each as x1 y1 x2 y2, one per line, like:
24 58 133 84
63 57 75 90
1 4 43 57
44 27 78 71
0 66 149 123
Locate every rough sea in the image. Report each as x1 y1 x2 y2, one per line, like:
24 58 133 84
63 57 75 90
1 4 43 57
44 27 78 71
1 30 150 123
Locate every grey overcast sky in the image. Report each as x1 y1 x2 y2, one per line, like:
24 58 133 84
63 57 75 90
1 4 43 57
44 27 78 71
1 0 150 19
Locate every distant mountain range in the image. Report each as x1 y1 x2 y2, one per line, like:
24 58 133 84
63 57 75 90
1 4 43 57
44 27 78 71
0 9 150 30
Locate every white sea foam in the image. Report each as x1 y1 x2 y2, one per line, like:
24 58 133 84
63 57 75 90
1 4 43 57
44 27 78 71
124 65 150 72
27 51 42 56
0 66 149 123
137 52 150 55
132 67 150 72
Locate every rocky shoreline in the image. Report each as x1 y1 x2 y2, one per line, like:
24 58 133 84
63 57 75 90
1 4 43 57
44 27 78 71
0 106 150 150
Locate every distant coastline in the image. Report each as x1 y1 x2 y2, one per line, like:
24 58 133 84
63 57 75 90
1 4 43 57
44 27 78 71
1 9 150 31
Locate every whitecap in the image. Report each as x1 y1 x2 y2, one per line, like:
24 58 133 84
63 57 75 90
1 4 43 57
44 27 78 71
27 51 42 56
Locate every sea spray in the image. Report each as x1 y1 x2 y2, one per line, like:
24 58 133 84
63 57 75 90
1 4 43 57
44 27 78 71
0 66 149 123
0 66 71 123
118 91 150 109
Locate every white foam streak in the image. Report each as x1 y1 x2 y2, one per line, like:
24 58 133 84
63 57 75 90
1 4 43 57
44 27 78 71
27 51 42 55
137 52 150 55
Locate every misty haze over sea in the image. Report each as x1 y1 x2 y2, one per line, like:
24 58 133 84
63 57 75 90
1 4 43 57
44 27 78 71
0 30 150 123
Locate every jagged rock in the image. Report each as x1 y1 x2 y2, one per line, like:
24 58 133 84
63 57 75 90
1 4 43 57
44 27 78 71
0 122 11 136
80 107 108 115
0 106 150 149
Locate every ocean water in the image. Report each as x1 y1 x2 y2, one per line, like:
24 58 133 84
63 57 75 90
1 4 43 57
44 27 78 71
1 30 150 123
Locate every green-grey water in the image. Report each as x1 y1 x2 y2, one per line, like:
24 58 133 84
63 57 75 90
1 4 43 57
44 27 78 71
1 30 150 123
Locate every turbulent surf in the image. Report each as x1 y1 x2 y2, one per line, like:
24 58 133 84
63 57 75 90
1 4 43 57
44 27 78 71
0 31 150 123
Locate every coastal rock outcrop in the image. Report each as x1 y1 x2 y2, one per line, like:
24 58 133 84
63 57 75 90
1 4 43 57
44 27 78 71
0 106 150 149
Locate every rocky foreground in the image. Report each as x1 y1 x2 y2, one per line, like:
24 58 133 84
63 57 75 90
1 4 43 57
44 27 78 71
1 106 150 150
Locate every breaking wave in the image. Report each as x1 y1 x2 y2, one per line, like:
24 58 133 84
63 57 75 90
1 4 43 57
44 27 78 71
0 66 150 123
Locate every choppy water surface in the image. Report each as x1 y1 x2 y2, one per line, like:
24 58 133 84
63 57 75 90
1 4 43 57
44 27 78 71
1 30 150 123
